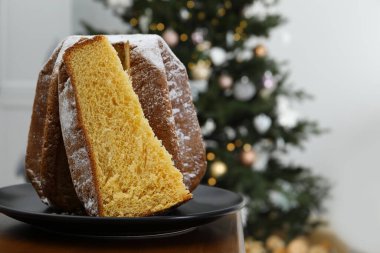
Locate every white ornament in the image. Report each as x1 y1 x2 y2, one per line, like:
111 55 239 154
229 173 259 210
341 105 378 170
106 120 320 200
191 29 205 44
236 49 253 62
180 8 190 20
276 96 299 128
209 47 227 66
189 80 208 100
224 126 236 140
201 119 216 136
163 29 179 47
191 61 211 80
269 190 291 211
226 31 234 47
139 15 150 33
253 114 272 134
238 126 248 136
233 76 256 101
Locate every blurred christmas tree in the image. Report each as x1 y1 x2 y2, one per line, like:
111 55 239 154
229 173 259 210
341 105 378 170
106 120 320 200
84 0 330 241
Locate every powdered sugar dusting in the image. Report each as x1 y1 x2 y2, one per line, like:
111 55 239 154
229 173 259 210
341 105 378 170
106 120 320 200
159 38 207 190
59 78 99 216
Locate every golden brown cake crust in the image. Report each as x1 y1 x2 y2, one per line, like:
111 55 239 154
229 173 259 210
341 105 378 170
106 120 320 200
25 44 62 203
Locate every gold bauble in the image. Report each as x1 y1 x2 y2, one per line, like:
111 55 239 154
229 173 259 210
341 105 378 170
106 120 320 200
266 235 285 251
190 60 211 80
210 161 227 177
254 44 267 57
240 149 256 167
287 237 309 253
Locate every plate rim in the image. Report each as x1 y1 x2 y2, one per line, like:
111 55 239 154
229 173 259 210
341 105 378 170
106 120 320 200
0 183 246 222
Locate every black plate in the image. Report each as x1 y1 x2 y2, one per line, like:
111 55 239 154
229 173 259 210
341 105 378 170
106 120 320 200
0 184 245 237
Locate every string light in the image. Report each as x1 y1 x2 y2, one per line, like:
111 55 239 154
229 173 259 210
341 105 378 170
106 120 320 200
211 18 219 26
207 152 216 161
235 26 244 34
235 139 243 147
210 161 227 177
156 23 165 31
187 0 195 9
208 177 217 186
149 23 157 31
180 33 188 42
240 20 248 28
226 142 236 152
233 33 241 41
129 18 138 27
198 12 206 20
224 0 232 9
243 143 252 151
217 8 226 17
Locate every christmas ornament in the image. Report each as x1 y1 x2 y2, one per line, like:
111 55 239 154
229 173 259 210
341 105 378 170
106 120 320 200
209 47 227 66
266 235 285 251
180 8 190 20
287 237 309 253
253 114 272 134
269 190 291 211
206 152 215 161
138 15 151 33
240 149 256 167
190 60 211 80
263 71 275 89
226 31 234 47
210 161 227 177
224 126 236 140
180 33 188 42
201 118 216 136
254 44 267 57
226 142 236 152
191 29 205 44
277 96 299 128
189 79 208 100
207 177 217 186
163 29 179 47
238 126 248 136
233 76 256 101
218 74 233 90
196 41 211 52
236 49 253 62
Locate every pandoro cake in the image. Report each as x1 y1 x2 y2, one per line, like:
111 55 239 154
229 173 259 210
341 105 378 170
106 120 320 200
25 35 206 216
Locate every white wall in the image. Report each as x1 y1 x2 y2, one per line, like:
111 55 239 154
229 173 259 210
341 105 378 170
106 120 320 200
268 1 380 252
0 0 72 186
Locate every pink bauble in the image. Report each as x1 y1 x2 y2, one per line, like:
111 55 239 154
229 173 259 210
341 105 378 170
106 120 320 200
218 74 233 90
163 29 179 47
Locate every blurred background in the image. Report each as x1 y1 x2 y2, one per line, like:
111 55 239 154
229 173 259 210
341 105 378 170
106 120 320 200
1 0 380 252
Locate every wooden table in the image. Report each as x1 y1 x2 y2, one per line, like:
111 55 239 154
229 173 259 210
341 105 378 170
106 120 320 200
0 212 245 253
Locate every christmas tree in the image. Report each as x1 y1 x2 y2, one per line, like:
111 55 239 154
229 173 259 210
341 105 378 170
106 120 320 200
84 0 330 241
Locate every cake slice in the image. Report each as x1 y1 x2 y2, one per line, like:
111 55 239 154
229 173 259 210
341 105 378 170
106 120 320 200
59 35 192 216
